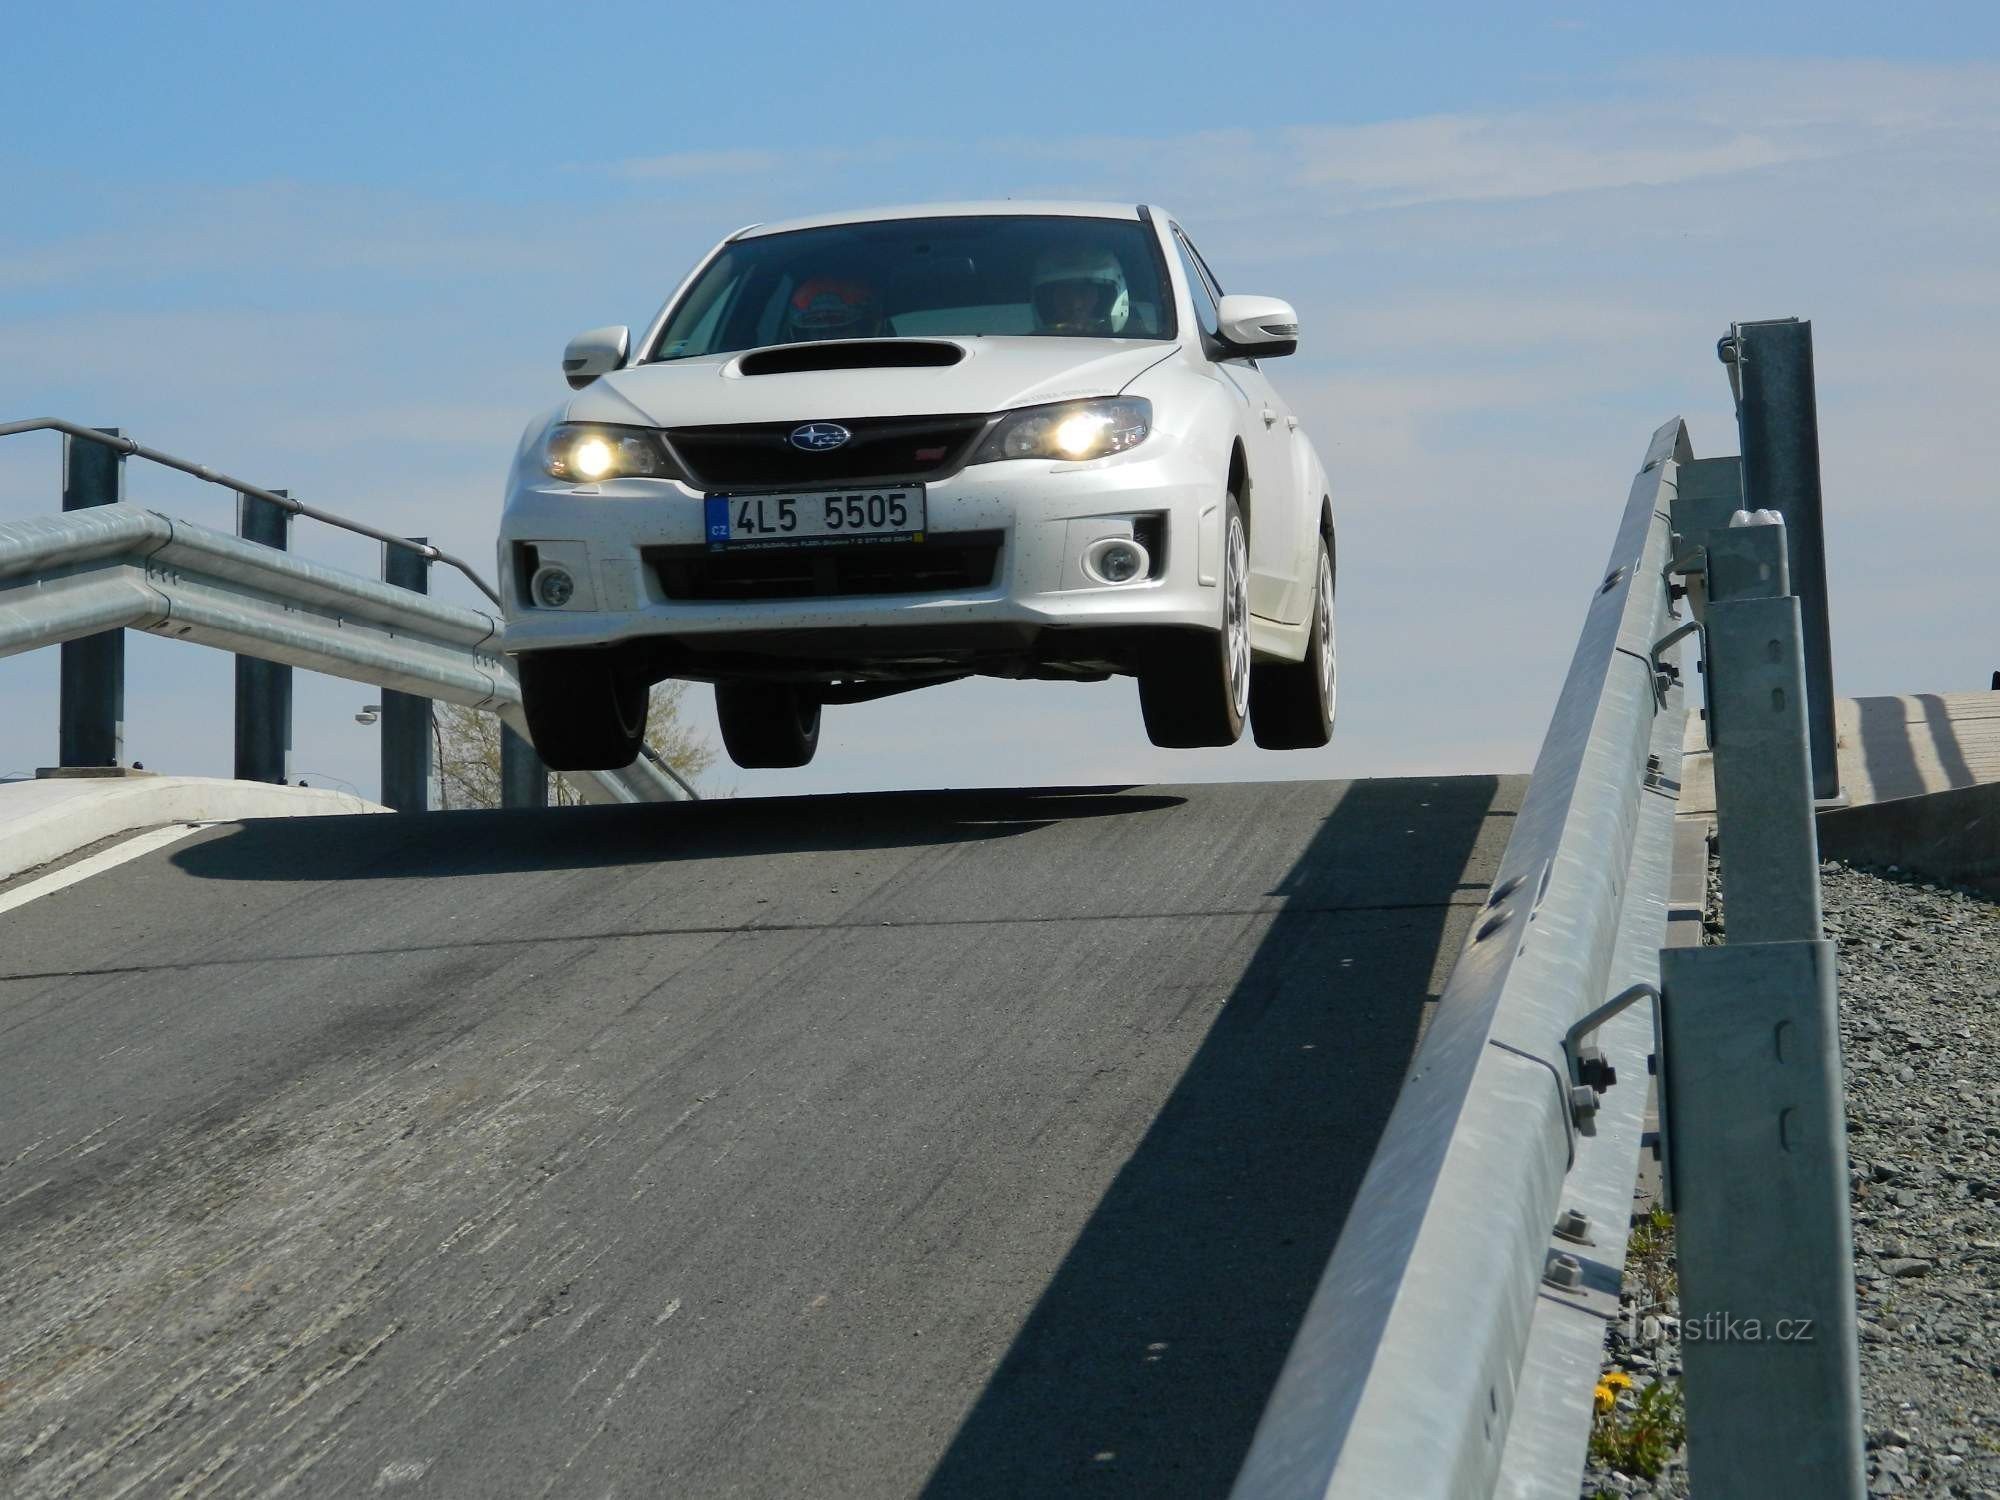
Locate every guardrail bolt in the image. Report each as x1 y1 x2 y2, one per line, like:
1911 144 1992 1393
1576 1049 1617 1092
1543 1252 1584 1291
1569 1084 1601 1126
1554 1207 1594 1245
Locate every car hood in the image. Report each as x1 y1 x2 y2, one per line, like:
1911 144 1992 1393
568 338 1176 427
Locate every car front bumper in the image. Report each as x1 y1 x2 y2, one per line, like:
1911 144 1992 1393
498 447 1226 680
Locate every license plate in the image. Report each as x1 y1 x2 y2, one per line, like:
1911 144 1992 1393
704 488 926 550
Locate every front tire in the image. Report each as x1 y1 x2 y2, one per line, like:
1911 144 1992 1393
1250 534 1337 749
716 682 822 769
517 650 649 771
1138 495 1250 748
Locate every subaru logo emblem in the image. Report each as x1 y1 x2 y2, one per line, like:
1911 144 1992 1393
788 422 851 452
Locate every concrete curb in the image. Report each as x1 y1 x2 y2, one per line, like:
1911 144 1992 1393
1817 782 2000 893
0 776 388 883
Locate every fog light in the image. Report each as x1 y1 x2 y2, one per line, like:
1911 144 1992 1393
531 566 575 608
1085 537 1149 586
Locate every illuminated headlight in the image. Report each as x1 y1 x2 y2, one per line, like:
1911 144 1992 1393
530 566 576 608
970 398 1151 464
543 424 676 482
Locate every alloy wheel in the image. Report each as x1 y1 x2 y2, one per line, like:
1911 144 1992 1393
1225 514 1251 720
1316 547 1336 711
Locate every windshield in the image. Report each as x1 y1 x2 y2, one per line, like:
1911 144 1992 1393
646 215 1176 361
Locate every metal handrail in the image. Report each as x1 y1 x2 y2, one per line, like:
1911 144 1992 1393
0 503 693 805
0 418 504 607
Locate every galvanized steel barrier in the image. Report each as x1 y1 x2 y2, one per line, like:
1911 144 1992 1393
0 427 692 806
1234 322 1860 1500
1231 416 1694 1500
1659 320 1862 1499
0 418 502 605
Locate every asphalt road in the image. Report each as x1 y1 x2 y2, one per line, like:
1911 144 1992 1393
0 777 1519 1499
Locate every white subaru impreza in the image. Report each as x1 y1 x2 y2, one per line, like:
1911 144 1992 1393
499 201 1336 770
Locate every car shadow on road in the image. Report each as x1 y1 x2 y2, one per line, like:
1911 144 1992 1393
168 786 1188 883
917 773 1514 1500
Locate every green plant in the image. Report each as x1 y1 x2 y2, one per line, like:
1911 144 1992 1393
1625 1204 1678 1305
1589 1377 1687 1479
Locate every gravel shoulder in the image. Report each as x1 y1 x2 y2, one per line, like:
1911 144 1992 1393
1584 858 2000 1500
1836 861 2000 1499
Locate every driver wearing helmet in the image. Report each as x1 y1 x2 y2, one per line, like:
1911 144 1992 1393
1030 247 1131 336
783 274 882 342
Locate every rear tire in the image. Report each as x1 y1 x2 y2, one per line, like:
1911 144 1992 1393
716 681 822 769
1138 495 1250 748
1250 535 1337 749
517 650 649 771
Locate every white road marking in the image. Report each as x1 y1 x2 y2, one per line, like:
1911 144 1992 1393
0 822 211 919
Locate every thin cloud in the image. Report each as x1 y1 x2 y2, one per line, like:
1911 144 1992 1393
610 146 785 180
1282 116 1810 205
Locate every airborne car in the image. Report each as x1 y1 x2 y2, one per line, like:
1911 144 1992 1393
500 202 1336 770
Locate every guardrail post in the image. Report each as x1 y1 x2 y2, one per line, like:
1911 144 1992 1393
58 428 126 767
1668 456 1742 624
380 538 432 812
500 725 548 809
233 489 294 783
1725 318 1839 800
1661 941 1863 1499
1704 517 1820 942
1663 514 1862 1498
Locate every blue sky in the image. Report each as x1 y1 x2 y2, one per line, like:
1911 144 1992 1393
7 2 1993 179
3 3 1997 797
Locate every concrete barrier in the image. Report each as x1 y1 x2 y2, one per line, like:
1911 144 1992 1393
1817 782 2000 892
1 774 386 884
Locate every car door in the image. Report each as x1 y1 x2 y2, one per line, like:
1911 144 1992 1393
1170 224 1306 624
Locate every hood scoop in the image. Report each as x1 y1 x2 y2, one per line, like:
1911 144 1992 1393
734 340 966 377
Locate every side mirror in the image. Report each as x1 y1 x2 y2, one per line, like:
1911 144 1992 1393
562 325 630 389
1215 295 1299 358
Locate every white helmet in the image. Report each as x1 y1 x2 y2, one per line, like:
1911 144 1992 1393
1031 247 1130 335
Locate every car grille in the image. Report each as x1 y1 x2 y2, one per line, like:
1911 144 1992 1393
647 532 1002 602
664 415 988 490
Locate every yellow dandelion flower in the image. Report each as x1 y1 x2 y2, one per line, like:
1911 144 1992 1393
1593 1382 1616 1414
1602 1371 1633 1392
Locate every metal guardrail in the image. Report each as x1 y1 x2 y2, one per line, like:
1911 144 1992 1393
1656 319 1860 1498
0 501 692 806
1232 417 1692 1500
1234 319 1858 1499
0 419 504 607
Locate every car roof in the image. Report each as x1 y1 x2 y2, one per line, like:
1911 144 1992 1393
733 201 1155 240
